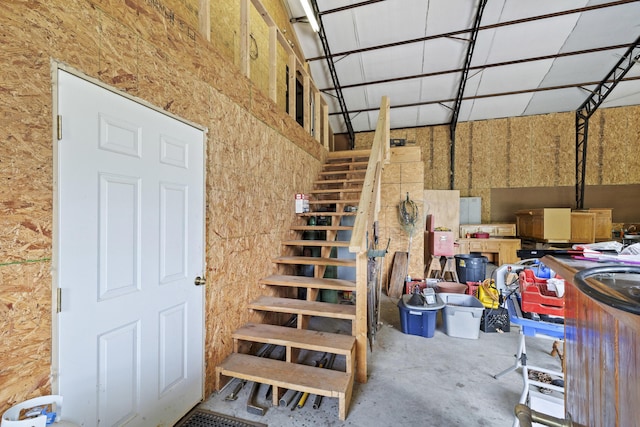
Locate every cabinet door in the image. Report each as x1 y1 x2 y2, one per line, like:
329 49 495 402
495 224 516 237
532 215 544 240
571 212 596 243
468 241 484 252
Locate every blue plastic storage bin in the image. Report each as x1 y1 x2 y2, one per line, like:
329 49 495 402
397 294 444 338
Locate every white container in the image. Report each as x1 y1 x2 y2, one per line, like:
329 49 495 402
294 193 309 213
439 292 485 339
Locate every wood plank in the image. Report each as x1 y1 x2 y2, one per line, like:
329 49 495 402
388 251 408 298
217 353 352 420
259 274 355 290
249 296 356 319
273 256 356 268
327 149 370 160
297 212 357 217
233 323 355 354
308 199 360 205
314 178 365 185
310 188 362 195
323 161 369 170
318 171 366 178
290 225 353 231
281 240 350 247
216 354 351 396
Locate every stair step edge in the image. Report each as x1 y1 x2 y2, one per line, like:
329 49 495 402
249 296 356 319
281 239 350 247
217 353 351 397
233 323 355 353
259 274 356 290
273 256 356 267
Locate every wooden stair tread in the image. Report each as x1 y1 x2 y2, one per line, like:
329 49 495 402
327 149 370 159
314 178 365 185
259 274 355 290
282 239 350 247
310 188 362 195
233 323 355 354
249 296 356 319
218 353 351 397
308 199 360 205
273 256 356 267
319 170 366 176
323 161 368 169
297 212 356 217
290 225 353 231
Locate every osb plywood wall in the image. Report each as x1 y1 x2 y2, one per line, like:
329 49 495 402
355 107 640 224
0 0 324 412
379 147 424 282
211 0 304 114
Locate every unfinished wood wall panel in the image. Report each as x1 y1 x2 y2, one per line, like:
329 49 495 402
431 125 451 189
0 262 52 408
488 118 509 188
0 0 325 412
347 104 638 224
454 122 471 194
379 147 424 287
423 190 460 237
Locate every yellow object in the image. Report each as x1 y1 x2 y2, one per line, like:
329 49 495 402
297 392 309 408
478 279 499 309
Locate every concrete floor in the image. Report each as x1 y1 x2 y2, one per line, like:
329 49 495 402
198 290 564 427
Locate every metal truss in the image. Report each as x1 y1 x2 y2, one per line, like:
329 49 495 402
575 34 640 209
449 0 488 190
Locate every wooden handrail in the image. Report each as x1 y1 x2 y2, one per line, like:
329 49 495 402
349 96 390 253
349 96 390 384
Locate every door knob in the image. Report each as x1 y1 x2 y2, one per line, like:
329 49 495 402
194 276 206 286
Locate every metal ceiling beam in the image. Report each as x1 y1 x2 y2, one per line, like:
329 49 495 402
307 0 638 62
574 35 640 210
320 43 632 92
449 0 487 190
328 75 640 116
311 0 355 148
319 0 387 16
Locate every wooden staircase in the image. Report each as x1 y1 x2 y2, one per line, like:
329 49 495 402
216 149 371 421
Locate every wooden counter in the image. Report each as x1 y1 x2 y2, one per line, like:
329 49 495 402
456 238 520 265
542 256 640 427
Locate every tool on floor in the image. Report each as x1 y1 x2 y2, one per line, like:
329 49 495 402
246 382 268 415
289 391 302 411
279 389 297 407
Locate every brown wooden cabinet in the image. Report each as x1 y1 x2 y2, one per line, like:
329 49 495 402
580 208 612 241
570 211 596 243
515 208 571 242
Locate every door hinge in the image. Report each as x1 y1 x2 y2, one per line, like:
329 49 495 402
56 288 62 313
57 115 62 140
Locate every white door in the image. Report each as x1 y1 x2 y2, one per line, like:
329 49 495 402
56 69 205 426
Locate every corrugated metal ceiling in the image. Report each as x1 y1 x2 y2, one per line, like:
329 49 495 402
284 0 640 134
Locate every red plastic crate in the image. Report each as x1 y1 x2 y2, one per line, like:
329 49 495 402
466 281 481 298
519 270 564 316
